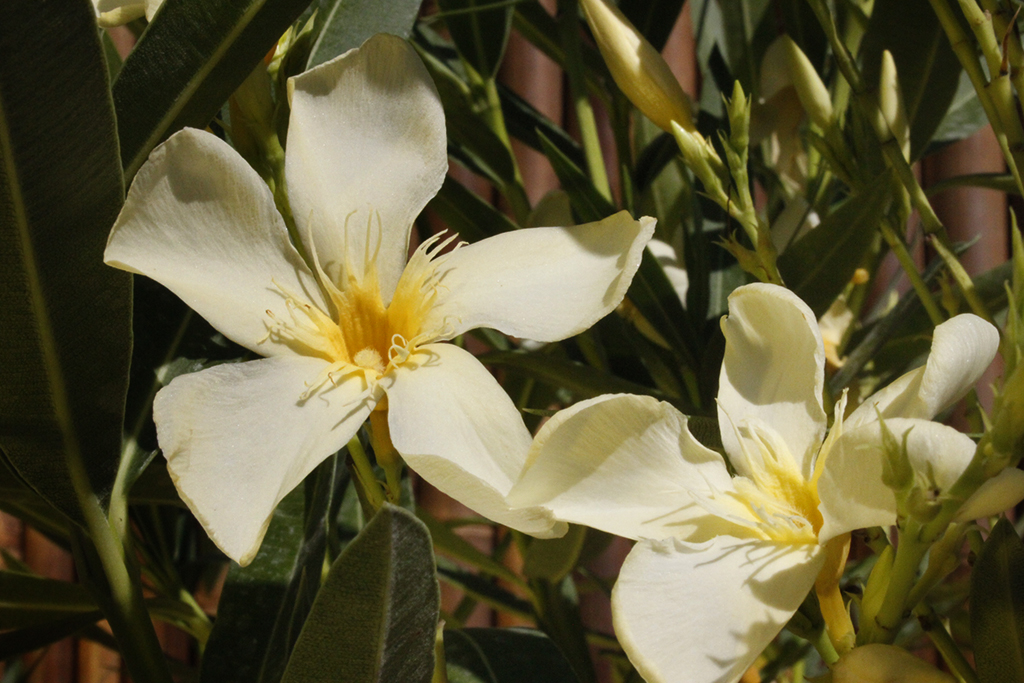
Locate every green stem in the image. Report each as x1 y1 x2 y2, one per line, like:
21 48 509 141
480 77 532 224
347 434 385 513
877 219 945 326
558 0 612 202
930 235 993 321
858 525 930 645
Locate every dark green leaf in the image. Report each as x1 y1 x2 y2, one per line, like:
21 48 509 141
971 518 1024 683
438 0 515 79
428 176 518 243
418 508 524 587
114 0 312 179
0 611 106 660
306 0 422 68
779 171 893 317
0 0 131 523
498 83 585 170
479 352 669 402
619 0 686 52
0 571 97 629
445 627 582 683
929 70 987 150
859 0 962 160
537 130 615 223
436 557 535 619
281 504 439 683
523 525 586 582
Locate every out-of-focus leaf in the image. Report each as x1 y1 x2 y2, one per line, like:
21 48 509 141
306 0 422 68
114 0 312 179
537 130 615 223
926 173 1020 197
619 0 686 52
428 176 518 243
418 509 524 587
523 525 586 583
971 518 1024 683
0 0 131 523
438 0 514 79
281 504 439 683
498 84 585 170
0 611 105 660
929 69 987 150
779 172 892 317
860 0 961 160
0 572 97 629
201 459 338 683
479 352 669 402
512 2 607 94
445 628 582 683
0 452 71 543
436 557 534 619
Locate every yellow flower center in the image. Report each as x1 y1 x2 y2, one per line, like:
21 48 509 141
260 224 459 399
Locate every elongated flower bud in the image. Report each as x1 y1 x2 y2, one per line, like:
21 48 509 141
879 50 911 160
776 35 834 130
579 0 695 132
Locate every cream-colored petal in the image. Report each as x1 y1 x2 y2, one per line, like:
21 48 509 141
817 419 978 543
104 128 326 357
846 314 999 428
155 356 377 565
954 468 1024 522
833 644 956 683
286 34 447 303
386 343 563 537
613 536 824 683
508 394 739 542
718 284 827 480
422 212 654 342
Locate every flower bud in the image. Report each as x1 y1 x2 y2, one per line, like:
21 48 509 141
833 644 956 683
879 50 911 160
775 35 834 130
579 0 695 132
93 0 161 27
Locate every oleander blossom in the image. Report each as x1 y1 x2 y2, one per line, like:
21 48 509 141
508 283 1022 683
92 0 161 27
104 34 654 565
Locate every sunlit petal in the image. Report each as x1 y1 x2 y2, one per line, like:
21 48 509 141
105 129 325 356
508 393 741 542
613 536 823 683
422 212 654 342
846 314 998 427
386 343 562 536
718 283 826 479
155 356 377 565
286 34 447 302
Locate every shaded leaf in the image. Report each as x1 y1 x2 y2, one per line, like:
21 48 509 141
619 0 686 52
428 176 518 243
0 572 97 629
438 0 515 79
0 0 131 523
971 518 1024 683
498 83 585 170
779 171 892 317
436 557 534 619
929 70 987 150
306 0 422 68
418 509 524 588
523 525 587 583
114 0 312 179
281 504 439 683
537 130 614 223
479 352 669 402
445 628 582 683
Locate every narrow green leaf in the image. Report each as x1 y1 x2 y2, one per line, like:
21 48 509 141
778 172 893 317
418 508 525 588
930 70 988 150
438 0 515 79
445 628 582 683
282 504 439 683
0 611 106 660
479 352 669 402
537 130 614 223
860 0 961 160
972 518 1024 683
114 0 312 179
436 558 535 619
523 525 586 583
306 0 422 68
0 0 131 523
0 572 97 629
498 83 585 170
428 175 518 243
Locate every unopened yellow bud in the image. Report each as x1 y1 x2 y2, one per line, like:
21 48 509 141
833 645 956 683
579 0 695 132
879 51 911 160
776 35 834 130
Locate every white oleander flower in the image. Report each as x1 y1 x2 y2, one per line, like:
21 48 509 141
509 283 1016 683
104 34 654 565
